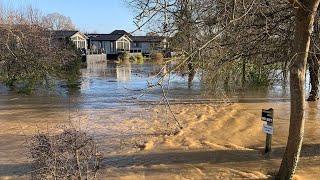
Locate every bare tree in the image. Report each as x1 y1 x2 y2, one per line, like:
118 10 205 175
129 0 320 179
129 0 295 89
307 12 320 101
277 0 320 179
42 12 76 30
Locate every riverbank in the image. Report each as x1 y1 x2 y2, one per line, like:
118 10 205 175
1 101 320 179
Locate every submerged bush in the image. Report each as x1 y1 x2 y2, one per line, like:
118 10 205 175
58 49 83 91
0 24 82 94
118 52 130 65
29 129 102 179
151 52 164 64
202 60 279 94
130 55 137 63
136 53 144 64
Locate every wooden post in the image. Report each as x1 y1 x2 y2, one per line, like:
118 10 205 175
264 108 273 153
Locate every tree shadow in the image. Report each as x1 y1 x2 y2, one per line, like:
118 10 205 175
1 143 320 177
101 143 320 168
0 163 31 177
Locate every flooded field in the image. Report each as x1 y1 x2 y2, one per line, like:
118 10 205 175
0 61 320 179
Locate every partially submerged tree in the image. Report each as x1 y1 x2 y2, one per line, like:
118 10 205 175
307 12 320 101
129 0 320 178
129 0 296 89
277 0 320 179
0 7 81 93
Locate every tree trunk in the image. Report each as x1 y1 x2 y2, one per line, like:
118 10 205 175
277 1 320 179
188 61 196 88
308 11 320 101
282 60 288 88
242 59 246 86
307 54 319 101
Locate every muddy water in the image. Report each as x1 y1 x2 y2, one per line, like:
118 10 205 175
0 61 319 178
0 61 290 111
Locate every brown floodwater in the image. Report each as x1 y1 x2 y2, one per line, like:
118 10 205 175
0 60 319 179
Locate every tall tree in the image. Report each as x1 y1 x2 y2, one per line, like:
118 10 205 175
175 0 197 87
42 12 75 30
277 0 320 179
307 12 320 101
129 1 320 178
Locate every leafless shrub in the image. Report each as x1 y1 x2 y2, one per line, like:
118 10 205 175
151 52 164 64
29 129 102 179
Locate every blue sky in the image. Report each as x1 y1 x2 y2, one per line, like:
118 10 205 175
1 0 139 34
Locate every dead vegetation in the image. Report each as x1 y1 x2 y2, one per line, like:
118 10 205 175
29 129 102 179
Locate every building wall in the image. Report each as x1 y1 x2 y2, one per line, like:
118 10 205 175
131 42 163 54
86 54 107 63
90 41 101 53
89 41 119 54
87 35 167 56
115 36 131 52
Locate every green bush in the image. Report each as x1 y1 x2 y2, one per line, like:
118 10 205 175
119 52 130 61
0 25 82 94
130 55 137 63
248 68 270 86
136 53 144 64
119 52 130 65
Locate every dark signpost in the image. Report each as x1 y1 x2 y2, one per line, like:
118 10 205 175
261 108 274 153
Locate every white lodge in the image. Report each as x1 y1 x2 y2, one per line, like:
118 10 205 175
86 30 168 58
52 30 168 58
87 32 132 55
87 31 132 55
70 34 87 49
52 30 88 50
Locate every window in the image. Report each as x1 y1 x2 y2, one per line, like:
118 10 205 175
134 42 141 48
116 37 130 51
110 42 114 52
72 35 86 49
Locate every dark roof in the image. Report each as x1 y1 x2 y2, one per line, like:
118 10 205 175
52 30 79 39
110 30 130 35
87 30 165 43
131 36 165 42
86 34 124 41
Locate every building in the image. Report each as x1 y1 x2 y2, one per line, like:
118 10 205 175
131 35 168 54
86 31 132 56
52 30 88 50
86 30 168 58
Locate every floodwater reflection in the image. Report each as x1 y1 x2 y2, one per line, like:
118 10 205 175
0 60 295 110
4 57 320 110
116 64 131 82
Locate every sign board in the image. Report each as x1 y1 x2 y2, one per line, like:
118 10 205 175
262 108 274 153
263 123 273 135
261 109 273 123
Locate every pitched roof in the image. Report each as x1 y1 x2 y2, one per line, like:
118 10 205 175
87 34 133 41
110 30 130 35
87 30 165 43
86 34 124 41
51 30 79 39
131 36 165 42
